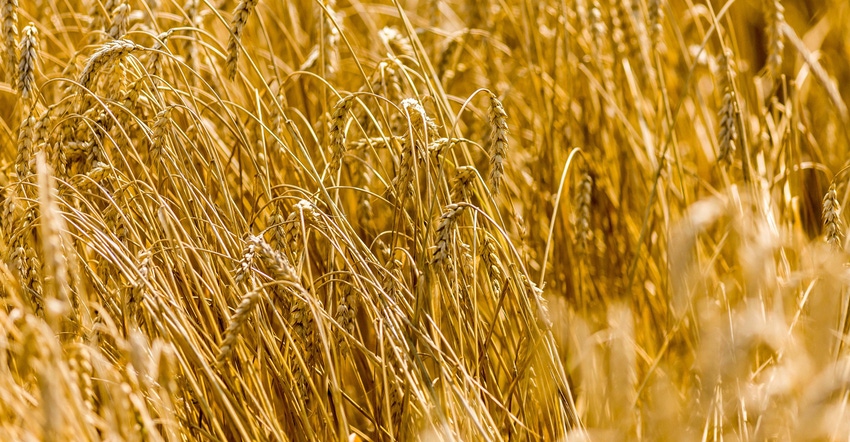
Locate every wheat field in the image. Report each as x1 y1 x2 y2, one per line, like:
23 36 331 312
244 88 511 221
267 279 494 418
1 0 849 440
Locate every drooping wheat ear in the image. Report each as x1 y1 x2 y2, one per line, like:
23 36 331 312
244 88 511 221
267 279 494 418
182 0 199 72
217 288 261 366
107 0 130 39
328 95 355 177
79 39 139 90
234 237 257 284
127 250 151 326
147 30 172 80
488 93 508 195
89 0 116 34
225 0 259 80
249 234 301 283
150 106 174 166
69 343 95 416
319 1 340 80
1 192 19 244
763 0 785 77
16 110 35 179
17 22 36 103
450 166 477 203
335 277 356 351
823 183 844 250
379 26 413 58
401 97 438 139
717 51 737 164
574 172 593 255
19 207 43 316
2 0 17 87
479 234 503 296
266 205 291 312
648 0 663 48
35 153 72 315
432 203 466 266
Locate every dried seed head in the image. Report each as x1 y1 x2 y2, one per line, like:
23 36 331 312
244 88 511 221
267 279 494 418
328 96 355 177
17 22 36 102
764 0 785 77
401 97 438 139
450 166 477 203
432 203 466 266
225 0 259 80
573 172 593 254
823 183 843 250
717 51 737 164
107 1 130 40
79 39 139 90
2 0 18 87
217 288 261 366
488 93 508 195
379 26 413 58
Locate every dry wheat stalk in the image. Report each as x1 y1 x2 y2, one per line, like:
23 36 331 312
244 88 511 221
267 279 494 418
17 22 36 103
2 0 17 87
225 0 259 80
488 93 508 195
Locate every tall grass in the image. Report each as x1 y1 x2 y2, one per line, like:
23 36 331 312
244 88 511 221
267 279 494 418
1 0 850 440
